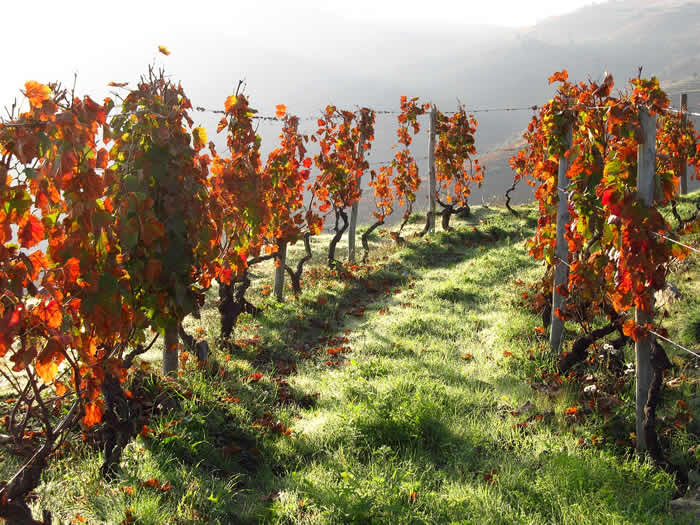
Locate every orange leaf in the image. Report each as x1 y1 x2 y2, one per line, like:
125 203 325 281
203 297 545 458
139 478 160 489
19 215 44 248
275 104 287 118
224 95 238 113
83 401 104 427
36 337 64 383
245 373 263 383
158 45 171 56
64 257 80 283
54 381 68 396
37 300 62 329
24 81 51 108
504 351 513 357
548 70 568 84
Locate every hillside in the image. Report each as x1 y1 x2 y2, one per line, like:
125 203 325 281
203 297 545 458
5 194 698 524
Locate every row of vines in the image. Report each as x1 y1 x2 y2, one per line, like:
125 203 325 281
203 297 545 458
509 70 699 472
0 56 483 521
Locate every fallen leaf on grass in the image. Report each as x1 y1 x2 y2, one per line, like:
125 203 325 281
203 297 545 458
483 469 498 485
244 373 263 383
139 478 171 492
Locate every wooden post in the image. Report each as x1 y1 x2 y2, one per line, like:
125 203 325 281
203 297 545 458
163 323 179 376
273 241 287 301
550 122 573 353
347 138 365 263
348 202 359 263
428 105 437 234
635 106 656 452
680 93 688 195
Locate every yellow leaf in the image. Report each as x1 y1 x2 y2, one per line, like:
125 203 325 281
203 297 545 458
24 81 51 108
224 95 237 113
158 45 171 56
192 127 208 149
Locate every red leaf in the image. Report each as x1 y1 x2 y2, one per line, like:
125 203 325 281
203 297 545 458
19 215 44 248
245 373 263 383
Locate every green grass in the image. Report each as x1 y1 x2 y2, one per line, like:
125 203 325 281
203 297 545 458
2 195 699 524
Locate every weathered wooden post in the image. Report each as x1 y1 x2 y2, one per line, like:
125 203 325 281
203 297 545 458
635 106 656 451
550 122 573 353
347 138 366 263
680 93 688 195
273 241 287 301
428 105 437 234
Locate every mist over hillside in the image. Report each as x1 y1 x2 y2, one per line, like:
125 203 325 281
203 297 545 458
298 0 700 220
2 0 698 223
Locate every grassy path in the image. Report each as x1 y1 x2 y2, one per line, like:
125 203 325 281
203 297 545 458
8 201 697 523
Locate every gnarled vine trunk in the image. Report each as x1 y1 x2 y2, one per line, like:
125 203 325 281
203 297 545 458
328 208 348 269
0 401 81 524
217 272 260 341
558 320 623 374
100 338 155 480
361 219 384 262
505 178 520 217
644 340 672 465
284 232 313 294
436 197 469 232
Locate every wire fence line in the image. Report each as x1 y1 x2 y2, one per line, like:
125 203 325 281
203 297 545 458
187 99 700 123
651 231 700 255
650 330 700 359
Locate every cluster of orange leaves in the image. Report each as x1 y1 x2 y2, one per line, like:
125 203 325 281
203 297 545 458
369 97 429 226
433 107 483 208
509 69 699 339
312 106 375 216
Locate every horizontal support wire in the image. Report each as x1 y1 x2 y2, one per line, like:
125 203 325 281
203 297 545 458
651 231 700 254
555 255 570 268
650 330 700 359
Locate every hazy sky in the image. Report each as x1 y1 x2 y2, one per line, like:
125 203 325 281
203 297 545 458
1 0 603 106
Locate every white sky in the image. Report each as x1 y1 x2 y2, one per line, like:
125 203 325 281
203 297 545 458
0 0 605 114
